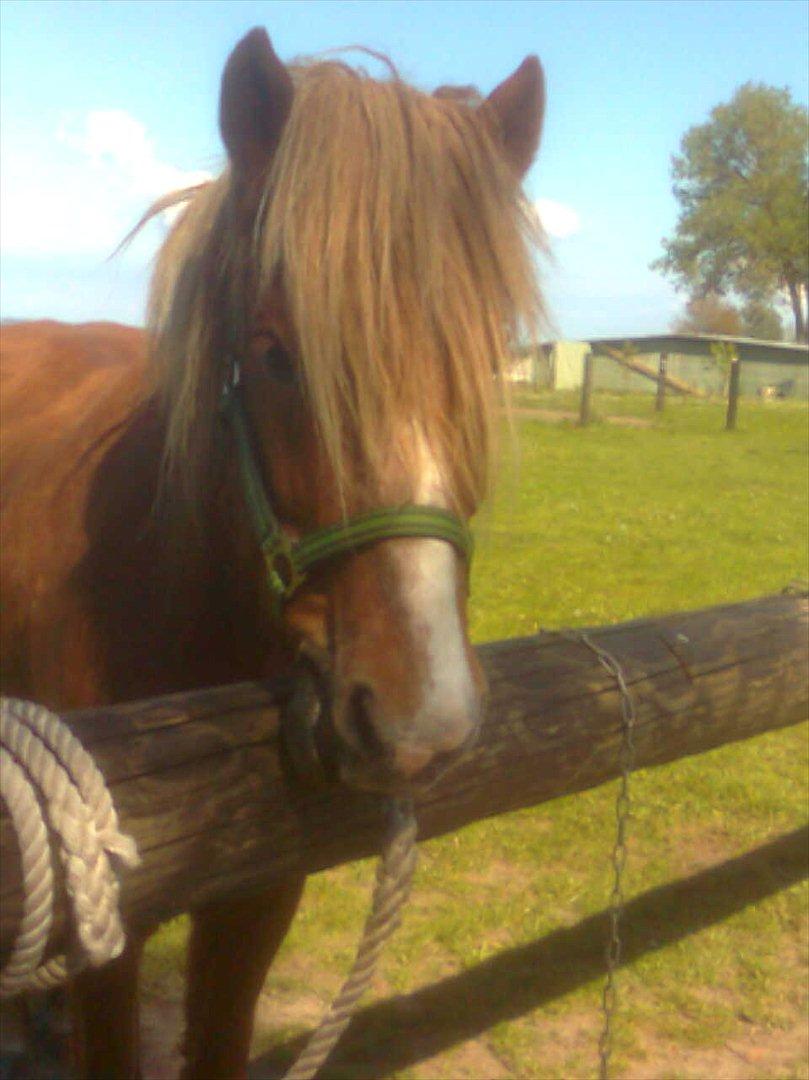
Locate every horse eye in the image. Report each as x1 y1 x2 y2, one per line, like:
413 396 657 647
263 343 297 385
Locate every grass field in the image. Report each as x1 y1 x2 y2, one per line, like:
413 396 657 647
142 392 808 1079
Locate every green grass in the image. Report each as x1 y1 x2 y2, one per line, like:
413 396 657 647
473 391 807 639
144 393 809 1079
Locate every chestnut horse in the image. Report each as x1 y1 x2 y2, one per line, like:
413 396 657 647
0 28 545 1079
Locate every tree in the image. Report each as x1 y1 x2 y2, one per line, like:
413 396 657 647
740 298 784 341
672 293 743 335
654 83 808 341
672 293 785 340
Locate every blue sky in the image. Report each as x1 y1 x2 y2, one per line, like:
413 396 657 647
1 0 807 339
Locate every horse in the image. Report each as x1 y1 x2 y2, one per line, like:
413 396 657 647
0 27 545 1078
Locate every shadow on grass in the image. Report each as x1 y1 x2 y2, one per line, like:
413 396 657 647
250 825 808 1079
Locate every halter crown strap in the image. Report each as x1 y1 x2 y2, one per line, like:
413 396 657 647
221 385 473 613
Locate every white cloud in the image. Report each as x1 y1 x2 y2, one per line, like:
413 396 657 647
58 110 210 216
0 110 211 258
535 198 581 239
2 114 581 262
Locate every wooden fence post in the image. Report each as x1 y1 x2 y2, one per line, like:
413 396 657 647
3 593 806 951
656 353 668 413
726 358 741 430
579 352 594 426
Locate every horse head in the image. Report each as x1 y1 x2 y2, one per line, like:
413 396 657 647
149 28 546 793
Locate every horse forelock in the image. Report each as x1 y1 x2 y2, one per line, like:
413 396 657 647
146 57 546 523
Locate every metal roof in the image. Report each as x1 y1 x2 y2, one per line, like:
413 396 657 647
582 333 809 365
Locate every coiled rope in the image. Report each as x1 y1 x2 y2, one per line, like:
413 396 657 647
0 697 140 998
1 696 418 1080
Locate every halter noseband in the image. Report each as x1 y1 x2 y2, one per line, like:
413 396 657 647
221 383 473 615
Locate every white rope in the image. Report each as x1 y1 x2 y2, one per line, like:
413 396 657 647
283 798 418 1080
0 697 140 998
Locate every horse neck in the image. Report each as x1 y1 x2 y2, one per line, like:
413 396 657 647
74 378 293 703
204 442 295 682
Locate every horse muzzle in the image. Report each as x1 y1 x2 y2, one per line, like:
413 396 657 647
281 646 482 795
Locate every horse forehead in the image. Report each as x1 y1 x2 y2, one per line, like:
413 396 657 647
375 419 448 505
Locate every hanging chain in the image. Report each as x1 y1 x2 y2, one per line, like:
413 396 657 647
555 630 637 1080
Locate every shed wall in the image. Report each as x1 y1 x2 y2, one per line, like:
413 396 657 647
535 341 809 399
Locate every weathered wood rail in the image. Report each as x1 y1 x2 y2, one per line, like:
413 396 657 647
2 593 807 958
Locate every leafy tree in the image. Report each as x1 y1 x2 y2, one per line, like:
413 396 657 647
672 293 743 335
740 298 784 341
672 293 785 340
654 83 808 341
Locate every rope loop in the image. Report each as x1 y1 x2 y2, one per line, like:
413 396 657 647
0 697 140 999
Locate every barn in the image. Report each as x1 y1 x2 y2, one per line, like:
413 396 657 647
517 334 809 399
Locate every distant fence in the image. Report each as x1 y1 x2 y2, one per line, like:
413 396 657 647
515 338 809 401
577 350 747 428
591 352 808 400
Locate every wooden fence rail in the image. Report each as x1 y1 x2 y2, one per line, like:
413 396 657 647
2 593 807 960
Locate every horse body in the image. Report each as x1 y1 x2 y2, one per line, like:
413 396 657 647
1 320 277 711
1 26 545 1078
2 320 302 1077
2 320 154 709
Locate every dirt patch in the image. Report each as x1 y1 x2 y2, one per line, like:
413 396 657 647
254 986 324 1033
461 858 536 891
668 824 740 876
138 976 808 1079
625 1017 809 1080
511 407 654 428
410 1038 513 1078
140 993 183 1079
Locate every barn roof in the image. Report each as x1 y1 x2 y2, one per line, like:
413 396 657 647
583 333 809 365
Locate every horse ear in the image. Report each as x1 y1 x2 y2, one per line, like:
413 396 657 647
219 28 294 178
484 56 545 178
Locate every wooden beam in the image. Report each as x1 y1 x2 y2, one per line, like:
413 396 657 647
2 593 807 959
598 348 704 397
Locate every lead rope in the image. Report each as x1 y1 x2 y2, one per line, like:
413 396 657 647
551 630 637 1080
283 798 418 1080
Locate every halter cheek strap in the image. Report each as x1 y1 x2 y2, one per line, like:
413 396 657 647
221 384 473 615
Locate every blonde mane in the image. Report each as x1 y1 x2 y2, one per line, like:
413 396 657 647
146 58 545 520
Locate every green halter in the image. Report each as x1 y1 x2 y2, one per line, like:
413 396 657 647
221 383 473 614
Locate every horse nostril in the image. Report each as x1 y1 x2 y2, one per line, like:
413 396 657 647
339 681 480 786
345 683 388 761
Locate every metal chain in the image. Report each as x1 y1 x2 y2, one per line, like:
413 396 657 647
554 630 637 1080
